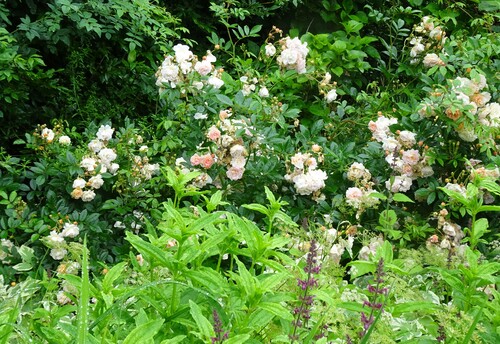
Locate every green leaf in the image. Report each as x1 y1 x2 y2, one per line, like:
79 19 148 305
331 40 347 53
186 212 222 235
215 94 233 106
125 232 172 269
392 193 414 203
122 319 164 344
347 261 376 279
391 302 441 317
224 334 251 344
242 203 269 215
479 0 500 11
160 335 187 344
77 236 90 344
102 262 127 293
257 302 293 321
370 192 387 201
188 300 213 340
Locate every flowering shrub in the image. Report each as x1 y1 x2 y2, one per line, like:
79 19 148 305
0 3 499 343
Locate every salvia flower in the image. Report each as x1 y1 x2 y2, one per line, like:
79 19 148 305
290 240 326 341
359 258 388 339
211 310 228 343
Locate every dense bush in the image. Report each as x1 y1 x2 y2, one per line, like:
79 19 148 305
0 0 499 343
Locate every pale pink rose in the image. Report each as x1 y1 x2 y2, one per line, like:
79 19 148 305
190 154 202 166
402 149 420 166
194 60 212 76
226 167 244 180
346 187 363 200
199 154 215 169
206 126 221 141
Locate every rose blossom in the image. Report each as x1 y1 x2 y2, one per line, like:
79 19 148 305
61 223 80 238
96 125 114 141
206 126 221 141
402 149 420 166
199 154 215 169
89 174 104 189
50 248 67 260
190 154 202 166
226 166 245 180
59 135 71 145
325 89 337 103
80 157 97 172
73 178 86 189
194 59 212 76
81 190 96 202
41 128 55 142
265 43 276 56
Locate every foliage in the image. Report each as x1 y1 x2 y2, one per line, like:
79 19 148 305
0 0 500 342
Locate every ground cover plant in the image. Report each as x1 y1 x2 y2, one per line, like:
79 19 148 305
0 0 499 343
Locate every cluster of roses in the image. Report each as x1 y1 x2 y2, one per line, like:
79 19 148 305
71 125 118 202
319 72 338 104
369 114 434 193
427 207 465 252
285 148 328 202
420 73 498 143
273 36 309 74
408 16 447 67
43 220 80 261
345 162 380 217
130 141 160 187
155 43 224 91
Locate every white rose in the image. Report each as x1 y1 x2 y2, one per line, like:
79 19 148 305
58 135 71 145
50 248 68 260
81 190 96 202
96 125 114 141
61 223 80 238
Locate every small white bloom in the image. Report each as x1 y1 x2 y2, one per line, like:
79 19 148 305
58 135 71 145
325 89 337 103
50 248 68 260
89 174 104 189
194 59 212 76
423 53 444 68
108 163 119 174
57 290 72 304
96 125 114 141
98 148 117 165
208 75 224 89
194 112 208 120
61 223 80 238
41 128 55 142
47 230 65 246
173 44 193 63
265 43 276 57
80 157 97 172
258 86 269 98
88 139 103 153
81 190 96 202
139 145 148 153
72 178 86 189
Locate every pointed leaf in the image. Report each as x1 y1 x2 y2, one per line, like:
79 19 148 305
122 319 164 344
188 300 213 340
